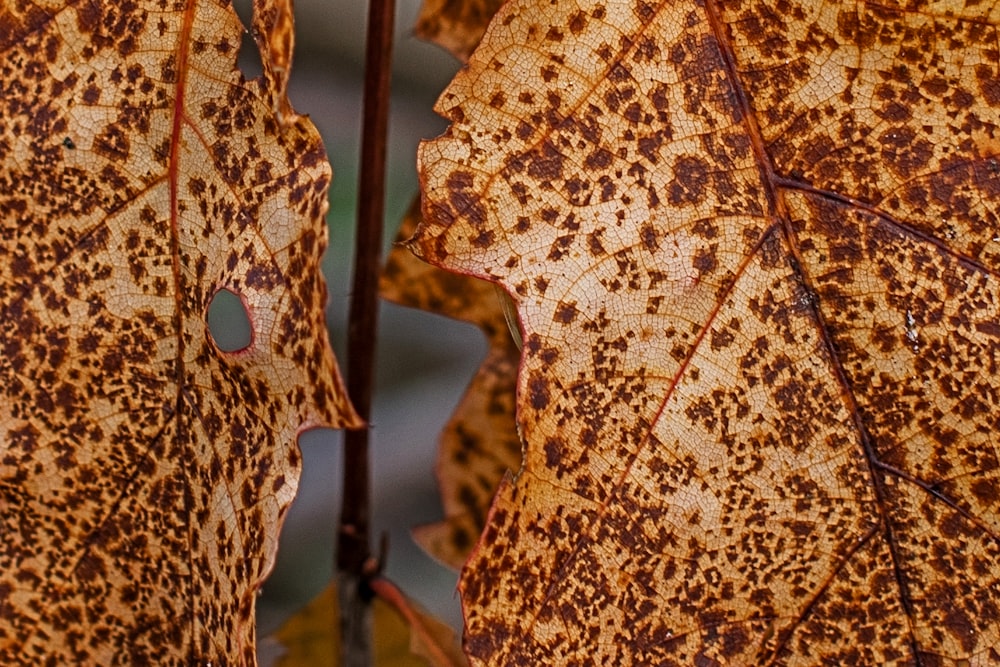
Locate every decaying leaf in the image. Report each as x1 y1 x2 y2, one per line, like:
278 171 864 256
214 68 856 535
252 0 297 123
389 0 519 570
263 583 344 667
0 0 358 663
265 578 465 667
416 0 1000 663
415 0 505 62
369 577 469 667
382 199 521 569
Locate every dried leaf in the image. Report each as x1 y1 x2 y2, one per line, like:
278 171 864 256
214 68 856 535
253 0 297 123
416 0 1000 663
382 199 521 569
370 577 468 667
397 0 517 569
265 582 344 667
266 579 464 667
415 0 505 62
0 0 359 663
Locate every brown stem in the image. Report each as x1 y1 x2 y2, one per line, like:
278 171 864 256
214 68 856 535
338 0 395 664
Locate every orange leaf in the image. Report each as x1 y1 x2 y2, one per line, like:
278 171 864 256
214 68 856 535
395 0 516 569
416 0 1000 663
370 577 468 667
265 578 465 667
415 0 505 62
0 0 359 663
382 199 521 569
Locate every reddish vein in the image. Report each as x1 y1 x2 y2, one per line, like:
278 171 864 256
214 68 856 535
702 0 921 660
167 0 196 660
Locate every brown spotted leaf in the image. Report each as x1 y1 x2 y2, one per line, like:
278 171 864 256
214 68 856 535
396 0 518 570
382 198 521 569
415 0 1000 664
415 0 506 62
0 0 359 663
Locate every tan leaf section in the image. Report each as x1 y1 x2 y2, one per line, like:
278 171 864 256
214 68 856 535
415 0 1000 664
253 0 297 123
0 0 359 663
415 0 505 62
267 578 465 667
382 199 521 570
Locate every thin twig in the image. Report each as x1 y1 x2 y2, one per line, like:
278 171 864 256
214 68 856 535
337 0 395 664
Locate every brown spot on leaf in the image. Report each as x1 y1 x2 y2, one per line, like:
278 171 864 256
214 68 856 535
668 155 709 205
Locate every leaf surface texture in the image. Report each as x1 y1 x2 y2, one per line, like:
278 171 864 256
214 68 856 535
0 0 357 662
415 0 1000 663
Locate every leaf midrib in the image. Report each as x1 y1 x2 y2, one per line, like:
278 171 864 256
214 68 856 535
166 0 196 660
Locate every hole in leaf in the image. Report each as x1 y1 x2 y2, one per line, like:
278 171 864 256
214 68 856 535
232 0 263 80
207 288 252 352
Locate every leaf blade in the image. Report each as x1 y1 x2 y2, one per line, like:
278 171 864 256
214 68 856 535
0 0 358 662
416 0 1000 663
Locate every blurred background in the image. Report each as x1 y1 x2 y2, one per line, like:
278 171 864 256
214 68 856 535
212 0 488 639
